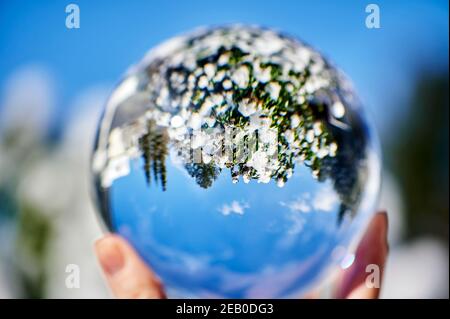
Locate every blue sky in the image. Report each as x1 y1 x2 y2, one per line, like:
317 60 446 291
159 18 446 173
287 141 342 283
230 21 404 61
110 157 351 297
0 0 448 136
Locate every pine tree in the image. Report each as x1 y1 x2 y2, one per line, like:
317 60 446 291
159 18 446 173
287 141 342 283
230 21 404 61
185 162 221 189
138 119 169 191
154 125 169 191
139 127 152 185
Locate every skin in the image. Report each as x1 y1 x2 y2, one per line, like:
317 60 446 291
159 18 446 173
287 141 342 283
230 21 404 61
94 211 388 299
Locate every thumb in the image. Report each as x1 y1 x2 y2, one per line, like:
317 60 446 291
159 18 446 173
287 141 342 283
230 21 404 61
95 234 166 299
334 211 389 299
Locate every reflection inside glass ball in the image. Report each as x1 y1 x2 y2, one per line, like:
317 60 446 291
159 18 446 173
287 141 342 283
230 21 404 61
92 26 380 298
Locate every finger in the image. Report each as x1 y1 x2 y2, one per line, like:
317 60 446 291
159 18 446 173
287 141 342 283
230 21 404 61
334 211 389 299
95 234 166 299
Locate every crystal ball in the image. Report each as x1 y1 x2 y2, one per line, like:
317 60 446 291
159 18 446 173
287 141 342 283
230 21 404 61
92 26 381 298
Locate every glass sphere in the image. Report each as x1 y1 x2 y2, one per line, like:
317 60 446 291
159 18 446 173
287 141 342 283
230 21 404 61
92 26 381 298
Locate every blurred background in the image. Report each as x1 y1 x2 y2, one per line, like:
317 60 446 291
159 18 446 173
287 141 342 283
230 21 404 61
0 0 448 298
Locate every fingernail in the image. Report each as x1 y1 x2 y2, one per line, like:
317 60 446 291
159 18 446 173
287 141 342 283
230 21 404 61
95 237 124 276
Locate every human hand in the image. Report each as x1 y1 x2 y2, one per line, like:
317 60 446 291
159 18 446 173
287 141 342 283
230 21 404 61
94 211 388 299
